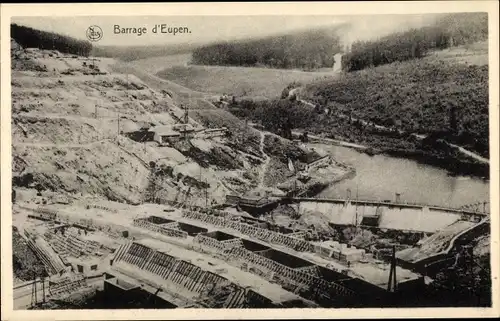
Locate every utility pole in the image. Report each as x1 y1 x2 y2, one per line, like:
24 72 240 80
294 163 297 197
205 179 208 209
184 104 189 124
31 273 37 307
354 182 359 230
183 104 189 141
42 276 46 303
387 245 398 292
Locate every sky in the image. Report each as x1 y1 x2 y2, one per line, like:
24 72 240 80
11 14 440 47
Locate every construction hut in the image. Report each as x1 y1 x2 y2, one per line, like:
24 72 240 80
201 127 228 139
173 123 197 137
151 125 181 145
236 189 278 216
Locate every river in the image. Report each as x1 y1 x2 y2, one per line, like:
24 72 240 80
309 143 490 209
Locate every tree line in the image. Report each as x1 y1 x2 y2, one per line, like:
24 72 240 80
91 43 198 61
229 98 318 139
341 13 488 72
11 23 92 57
191 29 343 70
305 58 489 157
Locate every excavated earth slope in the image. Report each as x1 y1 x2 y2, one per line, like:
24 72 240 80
11 44 279 206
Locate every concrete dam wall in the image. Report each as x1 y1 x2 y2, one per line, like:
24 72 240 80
298 201 463 233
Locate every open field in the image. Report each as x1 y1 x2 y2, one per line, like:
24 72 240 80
156 65 336 98
427 41 488 66
128 54 192 74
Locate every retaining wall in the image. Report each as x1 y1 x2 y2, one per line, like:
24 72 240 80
182 211 313 252
114 242 273 308
224 246 354 299
133 218 188 239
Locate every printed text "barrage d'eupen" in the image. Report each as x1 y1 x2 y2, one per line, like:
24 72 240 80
113 25 191 36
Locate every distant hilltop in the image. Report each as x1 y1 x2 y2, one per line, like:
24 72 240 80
11 23 92 57
191 27 344 71
340 12 488 72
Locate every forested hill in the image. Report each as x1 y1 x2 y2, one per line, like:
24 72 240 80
302 55 489 158
91 43 199 61
341 12 488 72
191 28 344 70
11 24 92 57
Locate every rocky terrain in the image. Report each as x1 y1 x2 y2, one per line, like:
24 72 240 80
11 40 346 208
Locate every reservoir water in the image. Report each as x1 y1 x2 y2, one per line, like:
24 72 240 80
309 144 490 209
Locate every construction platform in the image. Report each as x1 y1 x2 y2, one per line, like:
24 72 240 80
14 200 424 308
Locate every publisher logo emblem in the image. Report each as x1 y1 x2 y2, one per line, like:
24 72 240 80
86 25 103 42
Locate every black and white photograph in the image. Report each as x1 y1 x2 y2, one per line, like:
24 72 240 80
1 2 499 319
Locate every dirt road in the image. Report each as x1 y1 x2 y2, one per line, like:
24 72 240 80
13 139 112 149
291 89 489 164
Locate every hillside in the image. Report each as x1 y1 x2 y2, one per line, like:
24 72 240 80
127 53 192 74
341 12 488 72
11 43 250 205
91 43 198 62
156 64 335 98
226 42 489 177
302 49 489 158
425 230 491 307
11 23 92 57
12 38 342 208
191 27 343 70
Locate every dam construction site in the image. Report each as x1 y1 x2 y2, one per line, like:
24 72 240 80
10 22 492 311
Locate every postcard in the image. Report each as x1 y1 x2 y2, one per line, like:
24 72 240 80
1 1 498 320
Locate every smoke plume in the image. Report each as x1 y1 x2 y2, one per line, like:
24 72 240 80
337 14 442 52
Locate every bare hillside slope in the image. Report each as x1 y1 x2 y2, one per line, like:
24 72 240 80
11 43 268 205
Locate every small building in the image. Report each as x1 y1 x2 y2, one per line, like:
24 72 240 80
225 192 278 216
150 125 181 145
198 127 228 139
67 255 109 275
313 240 366 264
172 123 196 135
225 194 240 206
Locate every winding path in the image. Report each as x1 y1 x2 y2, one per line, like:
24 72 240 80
13 139 112 149
448 143 490 164
290 88 489 164
291 130 367 150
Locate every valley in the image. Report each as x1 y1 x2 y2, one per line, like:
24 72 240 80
8 11 493 311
